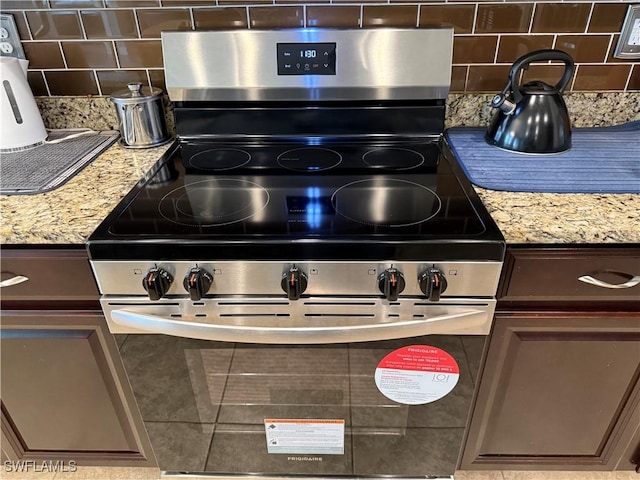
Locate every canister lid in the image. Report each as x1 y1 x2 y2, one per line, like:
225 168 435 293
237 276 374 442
110 82 163 104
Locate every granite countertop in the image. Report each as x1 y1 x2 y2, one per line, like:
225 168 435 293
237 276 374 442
0 141 173 245
1 141 637 246
474 188 639 244
2 93 638 247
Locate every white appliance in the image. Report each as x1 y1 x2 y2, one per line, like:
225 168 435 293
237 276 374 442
0 57 47 152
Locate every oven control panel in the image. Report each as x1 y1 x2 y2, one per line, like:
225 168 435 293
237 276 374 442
277 42 336 75
91 261 503 302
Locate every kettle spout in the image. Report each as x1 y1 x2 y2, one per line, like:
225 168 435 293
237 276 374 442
491 93 516 115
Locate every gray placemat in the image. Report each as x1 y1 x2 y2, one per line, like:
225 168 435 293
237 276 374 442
0 130 119 195
445 121 640 194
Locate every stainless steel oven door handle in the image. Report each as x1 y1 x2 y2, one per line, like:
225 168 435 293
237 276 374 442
110 308 488 344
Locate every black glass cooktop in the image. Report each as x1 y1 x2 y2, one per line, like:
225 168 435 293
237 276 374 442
88 139 505 261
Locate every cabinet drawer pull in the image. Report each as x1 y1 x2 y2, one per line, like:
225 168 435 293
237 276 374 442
0 274 29 288
578 270 640 289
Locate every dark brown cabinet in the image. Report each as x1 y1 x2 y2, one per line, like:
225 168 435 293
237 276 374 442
0 247 155 467
460 247 640 471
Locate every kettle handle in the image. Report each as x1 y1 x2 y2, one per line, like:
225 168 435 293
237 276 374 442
509 49 575 103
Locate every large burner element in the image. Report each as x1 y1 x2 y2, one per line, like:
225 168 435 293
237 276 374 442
277 148 342 172
331 178 441 227
159 178 269 226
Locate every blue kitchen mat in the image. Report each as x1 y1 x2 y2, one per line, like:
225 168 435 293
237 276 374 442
445 121 640 194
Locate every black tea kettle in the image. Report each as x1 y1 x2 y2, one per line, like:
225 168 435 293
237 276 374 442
486 49 575 154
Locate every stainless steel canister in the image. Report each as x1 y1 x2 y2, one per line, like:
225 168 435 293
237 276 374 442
110 83 171 148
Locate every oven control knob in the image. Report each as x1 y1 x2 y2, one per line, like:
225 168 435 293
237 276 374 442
419 267 448 302
142 267 173 301
183 267 213 301
378 268 405 301
281 267 308 300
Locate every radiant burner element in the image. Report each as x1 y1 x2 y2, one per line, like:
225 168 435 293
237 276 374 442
331 178 441 227
277 147 342 171
187 148 251 171
362 148 425 170
159 178 269 226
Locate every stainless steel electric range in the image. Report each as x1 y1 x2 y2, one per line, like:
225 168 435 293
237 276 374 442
87 29 505 479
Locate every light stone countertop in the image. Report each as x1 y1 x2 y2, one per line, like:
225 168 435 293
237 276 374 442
1 141 637 246
2 93 639 246
474 188 639 244
0 141 174 245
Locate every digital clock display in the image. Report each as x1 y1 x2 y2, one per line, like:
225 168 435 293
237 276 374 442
277 42 336 75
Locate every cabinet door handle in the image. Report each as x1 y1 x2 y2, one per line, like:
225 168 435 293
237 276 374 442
0 275 29 288
578 271 640 289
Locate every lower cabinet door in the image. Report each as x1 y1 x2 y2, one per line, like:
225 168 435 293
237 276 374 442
460 312 640 471
0 311 156 467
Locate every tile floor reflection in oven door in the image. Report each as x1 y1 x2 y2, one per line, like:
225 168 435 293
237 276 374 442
117 334 485 476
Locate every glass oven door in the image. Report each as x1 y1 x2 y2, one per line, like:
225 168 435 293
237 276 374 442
117 334 484 476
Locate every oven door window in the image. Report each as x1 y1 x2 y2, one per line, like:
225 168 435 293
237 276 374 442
118 335 483 476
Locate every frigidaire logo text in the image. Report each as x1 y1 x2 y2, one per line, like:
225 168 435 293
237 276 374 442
287 456 323 462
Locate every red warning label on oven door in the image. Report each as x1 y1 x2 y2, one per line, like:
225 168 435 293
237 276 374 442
374 345 460 405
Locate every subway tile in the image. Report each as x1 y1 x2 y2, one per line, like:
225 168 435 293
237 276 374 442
248 6 304 29
81 9 138 39
628 65 640 91
521 65 573 90
50 1 104 8
62 40 117 68
163 1 215 5
27 71 48 96
362 5 419 28
137 8 192 38
23 41 65 69
276 0 326 4
0 1 48 9
607 34 631 64
466 64 511 92
453 36 498 64
555 35 610 64
496 35 554 64
115 40 163 68
149 69 166 93
306 6 360 29
531 3 592 34
419 4 475 34
588 3 628 33
105 0 159 6
218 0 271 5
7 12 31 40
451 65 467 92
475 3 533 34
193 7 247 30
96 69 148 95
573 64 632 91
25 10 83 40
45 70 99 95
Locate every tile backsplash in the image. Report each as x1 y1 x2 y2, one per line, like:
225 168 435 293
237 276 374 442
3 1 639 96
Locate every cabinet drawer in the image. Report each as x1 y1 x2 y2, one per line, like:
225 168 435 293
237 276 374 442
0 249 99 302
500 248 640 303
